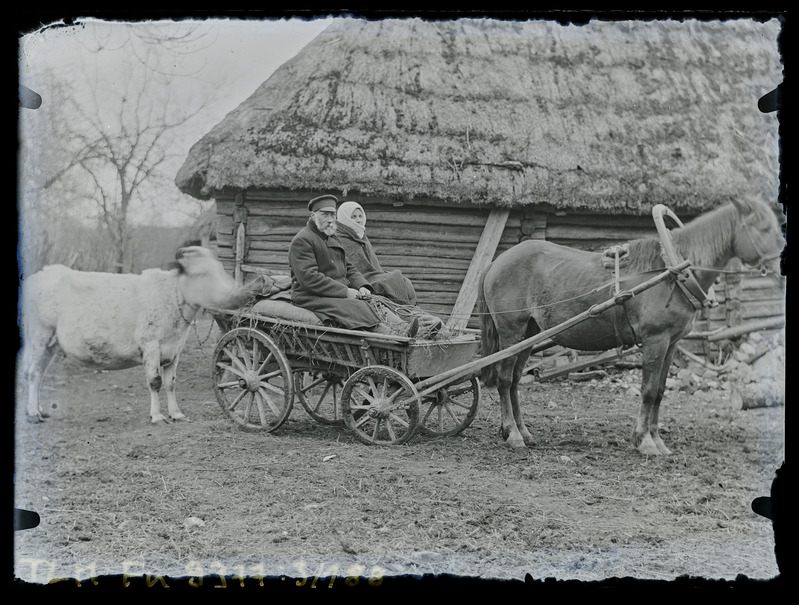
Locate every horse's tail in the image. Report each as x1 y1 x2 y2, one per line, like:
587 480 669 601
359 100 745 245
477 266 499 388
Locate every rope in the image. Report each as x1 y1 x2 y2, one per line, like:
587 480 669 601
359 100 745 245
364 294 450 340
175 290 217 353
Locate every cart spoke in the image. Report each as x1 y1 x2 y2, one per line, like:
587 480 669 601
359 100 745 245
387 412 410 429
440 400 462 422
353 409 372 429
384 418 398 442
235 338 253 368
254 391 268 426
308 382 333 414
366 376 380 398
352 385 376 405
422 404 444 431
371 418 382 441
258 368 285 383
258 387 283 417
385 386 404 404
226 388 249 412
443 396 473 411
259 377 286 396
243 392 254 420
251 340 260 367
216 360 247 381
302 376 326 393
222 345 250 374
217 377 244 389
256 351 275 376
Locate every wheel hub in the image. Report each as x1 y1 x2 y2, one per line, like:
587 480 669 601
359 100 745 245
238 372 261 392
368 398 393 419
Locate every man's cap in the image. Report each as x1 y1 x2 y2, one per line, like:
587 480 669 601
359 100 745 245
308 195 338 213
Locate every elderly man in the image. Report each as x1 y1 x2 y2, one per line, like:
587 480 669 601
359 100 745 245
289 194 418 336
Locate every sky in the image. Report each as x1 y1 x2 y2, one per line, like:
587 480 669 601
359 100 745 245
18 16 337 226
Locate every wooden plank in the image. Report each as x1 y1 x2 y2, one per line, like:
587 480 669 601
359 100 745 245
707 317 785 341
446 208 511 332
536 348 633 382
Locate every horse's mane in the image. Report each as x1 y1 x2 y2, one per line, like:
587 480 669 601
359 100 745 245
624 204 737 273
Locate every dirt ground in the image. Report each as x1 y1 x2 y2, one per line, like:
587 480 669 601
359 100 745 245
13 319 785 590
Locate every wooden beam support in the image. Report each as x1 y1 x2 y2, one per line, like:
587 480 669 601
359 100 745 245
446 208 511 332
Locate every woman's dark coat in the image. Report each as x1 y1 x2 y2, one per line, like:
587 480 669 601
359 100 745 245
288 217 380 329
335 223 417 306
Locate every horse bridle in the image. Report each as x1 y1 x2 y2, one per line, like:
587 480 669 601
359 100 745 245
652 204 717 310
736 211 782 277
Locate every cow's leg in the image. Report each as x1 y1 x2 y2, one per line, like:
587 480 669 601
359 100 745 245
141 342 166 423
162 357 186 421
633 336 672 455
510 347 535 447
25 347 56 422
23 336 58 422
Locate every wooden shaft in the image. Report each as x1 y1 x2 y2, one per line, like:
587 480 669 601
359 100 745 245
414 260 690 397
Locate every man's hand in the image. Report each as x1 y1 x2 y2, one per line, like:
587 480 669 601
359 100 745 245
346 288 360 299
358 287 371 298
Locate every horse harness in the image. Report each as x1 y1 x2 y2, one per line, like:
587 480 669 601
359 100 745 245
651 204 718 311
599 204 721 350
601 244 643 349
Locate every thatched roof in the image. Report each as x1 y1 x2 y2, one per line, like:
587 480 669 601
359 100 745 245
176 17 782 214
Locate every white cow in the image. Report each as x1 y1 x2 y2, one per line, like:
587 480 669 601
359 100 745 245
20 246 264 423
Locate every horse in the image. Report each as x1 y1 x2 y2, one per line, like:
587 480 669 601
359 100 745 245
477 197 784 455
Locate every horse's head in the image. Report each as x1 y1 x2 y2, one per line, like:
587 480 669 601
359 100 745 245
729 197 784 276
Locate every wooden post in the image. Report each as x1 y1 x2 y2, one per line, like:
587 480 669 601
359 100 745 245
233 192 248 286
446 207 510 332
724 258 744 329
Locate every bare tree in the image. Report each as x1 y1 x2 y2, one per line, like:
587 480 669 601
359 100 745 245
20 21 225 273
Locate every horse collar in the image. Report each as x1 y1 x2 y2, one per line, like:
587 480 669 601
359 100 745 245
652 204 718 310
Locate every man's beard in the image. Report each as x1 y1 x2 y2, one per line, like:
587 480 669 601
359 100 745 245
314 215 337 237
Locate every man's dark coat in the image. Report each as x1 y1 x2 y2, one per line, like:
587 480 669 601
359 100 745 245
288 217 380 329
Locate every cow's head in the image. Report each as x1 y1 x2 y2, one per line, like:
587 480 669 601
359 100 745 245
172 246 264 310
173 246 238 309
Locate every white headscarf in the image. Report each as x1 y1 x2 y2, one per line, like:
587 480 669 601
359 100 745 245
337 201 366 239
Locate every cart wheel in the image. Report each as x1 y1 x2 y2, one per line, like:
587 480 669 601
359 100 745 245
341 366 420 446
295 370 345 425
212 327 293 432
419 376 481 437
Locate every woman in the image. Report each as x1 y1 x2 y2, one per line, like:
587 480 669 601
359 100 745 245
336 201 448 338
335 201 417 305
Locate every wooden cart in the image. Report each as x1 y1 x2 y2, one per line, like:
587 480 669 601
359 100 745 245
210 307 482 446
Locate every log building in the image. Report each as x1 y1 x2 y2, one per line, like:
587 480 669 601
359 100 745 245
176 17 784 340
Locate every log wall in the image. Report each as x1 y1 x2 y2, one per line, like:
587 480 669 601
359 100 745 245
214 191 784 334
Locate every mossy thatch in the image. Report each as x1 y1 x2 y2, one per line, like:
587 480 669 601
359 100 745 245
175 17 782 215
